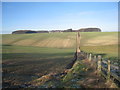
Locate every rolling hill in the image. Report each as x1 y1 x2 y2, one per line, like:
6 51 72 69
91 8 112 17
2 32 118 48
2 32 119 88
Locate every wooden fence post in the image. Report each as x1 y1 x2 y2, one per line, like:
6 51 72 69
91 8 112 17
94 55 96 61
97 55 101 75
87 53 89 59
93 55 96 66
89 53 92 61
107 60 111 80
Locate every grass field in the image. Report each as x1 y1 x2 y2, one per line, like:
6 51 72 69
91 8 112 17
2 32 119 87
2 45 74 86
2 32 119 57
2 32 118 47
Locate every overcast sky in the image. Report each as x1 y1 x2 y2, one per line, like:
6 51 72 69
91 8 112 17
2 2 118 34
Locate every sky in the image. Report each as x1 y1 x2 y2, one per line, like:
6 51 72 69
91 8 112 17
2 2 118 34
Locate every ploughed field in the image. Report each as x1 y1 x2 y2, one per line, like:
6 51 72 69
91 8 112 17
2 32 119 87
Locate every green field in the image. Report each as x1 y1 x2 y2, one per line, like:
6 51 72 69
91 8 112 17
2 32 118 47
2 32 119 58
2 32 119 87
2 45 74 86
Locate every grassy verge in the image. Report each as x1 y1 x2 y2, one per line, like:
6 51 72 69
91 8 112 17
62 60 87 88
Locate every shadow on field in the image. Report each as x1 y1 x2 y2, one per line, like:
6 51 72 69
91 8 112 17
2 52 74 87
2 52 74 59
2 44 12 46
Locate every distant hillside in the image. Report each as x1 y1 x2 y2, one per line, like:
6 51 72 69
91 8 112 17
3 32 118 48
12 28 101 34
78 28 101 32
12 30 37 34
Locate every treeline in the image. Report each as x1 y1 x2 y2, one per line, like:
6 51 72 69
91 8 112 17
12 28 101 34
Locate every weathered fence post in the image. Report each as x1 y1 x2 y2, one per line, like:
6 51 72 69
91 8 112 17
76 32 81 53
94 55 96 61
89 53 92 61
93 55 96 66
107 60 111 80
97 55 101 75
87 53 89 59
